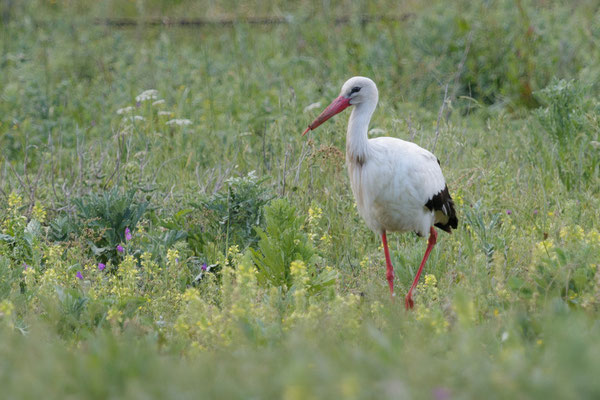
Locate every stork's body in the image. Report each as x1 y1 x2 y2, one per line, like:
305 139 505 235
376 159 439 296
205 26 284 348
347 136 451 236
303 77 457 309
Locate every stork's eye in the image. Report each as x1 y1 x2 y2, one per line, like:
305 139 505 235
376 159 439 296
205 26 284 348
350 86 361 94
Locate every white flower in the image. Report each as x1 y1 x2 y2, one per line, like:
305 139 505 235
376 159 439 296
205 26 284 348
501 332 509 342
122 115 145 123
152 99 166 106
166 118 192 127
158 111 174 117
136 89 159 102
303 102 322 113
369 128 386 136
155 315 166 328
116 106 134 115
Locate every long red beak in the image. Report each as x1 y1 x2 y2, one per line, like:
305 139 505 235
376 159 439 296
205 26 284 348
302 96 351 136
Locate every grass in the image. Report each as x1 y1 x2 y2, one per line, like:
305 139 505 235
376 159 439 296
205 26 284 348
1 0 600 398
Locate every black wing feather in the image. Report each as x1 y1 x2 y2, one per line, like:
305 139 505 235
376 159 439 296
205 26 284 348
425 185 458 233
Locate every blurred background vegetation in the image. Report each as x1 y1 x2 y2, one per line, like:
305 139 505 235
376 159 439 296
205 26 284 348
1 0 600 398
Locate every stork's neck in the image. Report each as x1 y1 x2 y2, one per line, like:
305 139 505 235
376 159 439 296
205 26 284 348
346 100 376 165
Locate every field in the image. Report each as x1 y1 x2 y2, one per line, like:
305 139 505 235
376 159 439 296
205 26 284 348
1 0 600 398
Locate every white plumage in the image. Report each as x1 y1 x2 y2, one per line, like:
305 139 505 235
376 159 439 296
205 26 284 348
348 137 447 236
303 76 457 309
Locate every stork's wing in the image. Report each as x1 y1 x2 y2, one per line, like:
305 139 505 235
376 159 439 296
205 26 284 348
408 151 458 233
368 137 458 233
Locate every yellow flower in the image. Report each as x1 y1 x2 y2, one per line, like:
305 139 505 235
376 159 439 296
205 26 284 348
8 192 22 209
359 257 369 268
166 249 180 267
0 300 14 329
559 227 567 239
308 206 322 221
290 261 309 286
535 239 555 255
182 288 200 303
23 266 37 287
588 229 600 245
454 192 464 207
424 274 437 287
0 300 14 318
575 225 585 240
32 203 46 222
319 233 332 245
107 308 123 324
415 306 430 321
227 245 240 257
174 319 190 334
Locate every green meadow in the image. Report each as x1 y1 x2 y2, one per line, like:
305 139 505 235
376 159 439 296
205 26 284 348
1 0 599 398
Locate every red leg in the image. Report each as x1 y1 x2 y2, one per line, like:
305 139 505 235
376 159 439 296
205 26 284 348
381 231 395 299
405 226 437 310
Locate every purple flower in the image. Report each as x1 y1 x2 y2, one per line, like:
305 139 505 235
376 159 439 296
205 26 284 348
125 227 132 241
433 387 451 400
506 209 512 215
116 244 124 253
98 263 106 271
22 262 29 270
91 120 96 127
533 209 538 215
201 263 208 271
136 101 141 108
76 271 83 280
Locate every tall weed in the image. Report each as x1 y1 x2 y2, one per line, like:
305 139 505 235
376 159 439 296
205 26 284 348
49 189 148 264
250 199 336 292
535 79 599 190
196 171 272 251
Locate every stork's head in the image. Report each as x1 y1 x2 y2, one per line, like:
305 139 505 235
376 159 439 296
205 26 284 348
340 76 378 106
302 76 378 136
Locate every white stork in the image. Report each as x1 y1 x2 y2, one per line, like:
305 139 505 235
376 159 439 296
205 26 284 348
302 76 458 309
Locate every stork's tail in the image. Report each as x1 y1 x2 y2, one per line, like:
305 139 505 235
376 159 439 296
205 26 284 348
425 185 458 233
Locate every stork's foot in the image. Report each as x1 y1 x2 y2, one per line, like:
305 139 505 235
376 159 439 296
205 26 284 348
404 227 438 311
405 294 414 310
386 271 395 299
